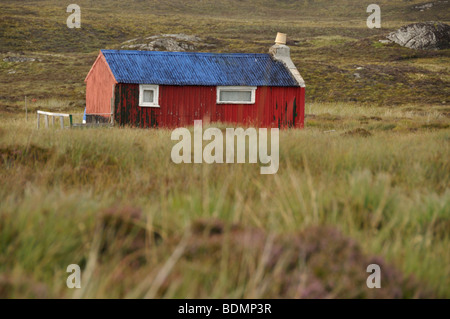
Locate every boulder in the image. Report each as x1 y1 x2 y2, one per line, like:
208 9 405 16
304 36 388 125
387 22 450 50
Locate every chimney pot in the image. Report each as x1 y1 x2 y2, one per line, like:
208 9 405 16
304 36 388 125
275 32 287 45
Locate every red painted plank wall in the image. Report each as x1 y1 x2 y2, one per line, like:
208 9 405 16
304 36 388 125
114 84 305 129
85 53 117 117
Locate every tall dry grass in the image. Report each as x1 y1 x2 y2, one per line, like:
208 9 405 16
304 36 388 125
0 103 449 298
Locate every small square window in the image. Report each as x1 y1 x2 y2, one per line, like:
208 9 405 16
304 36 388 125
143 90 154 103
217 86 256 104
139 85 159 107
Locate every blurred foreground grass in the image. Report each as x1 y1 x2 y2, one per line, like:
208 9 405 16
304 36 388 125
0 103 449 298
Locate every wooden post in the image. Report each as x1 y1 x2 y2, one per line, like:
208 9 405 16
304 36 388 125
111 97 115 125
69 114 73 128
111 84 115 126
52 116 55 126
45 115 49 128
37 112 40 129
60 116 64 129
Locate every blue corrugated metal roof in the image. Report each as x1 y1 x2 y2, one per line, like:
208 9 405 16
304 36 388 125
101 50 299 87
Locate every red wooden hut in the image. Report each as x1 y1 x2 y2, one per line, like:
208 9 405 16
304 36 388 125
84 34 305 128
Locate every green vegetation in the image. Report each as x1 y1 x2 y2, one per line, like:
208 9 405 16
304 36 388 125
1 104 449 298
0 0 449 298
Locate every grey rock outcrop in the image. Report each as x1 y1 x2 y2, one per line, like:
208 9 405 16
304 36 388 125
121 33 216 52
387 22 450 50
3 56 41 62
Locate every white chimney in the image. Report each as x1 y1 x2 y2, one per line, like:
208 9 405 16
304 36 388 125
269 33 305 87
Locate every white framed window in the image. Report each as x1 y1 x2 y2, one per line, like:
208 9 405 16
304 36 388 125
139 84 160 107
216 86 256 104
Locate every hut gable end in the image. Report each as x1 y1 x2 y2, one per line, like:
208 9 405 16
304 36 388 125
85 52 118 118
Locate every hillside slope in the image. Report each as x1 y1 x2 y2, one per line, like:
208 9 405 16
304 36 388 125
0 0 449 109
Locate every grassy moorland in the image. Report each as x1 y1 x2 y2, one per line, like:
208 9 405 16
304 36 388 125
1 0 449 108
0 0 449 298
1 104 449 298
